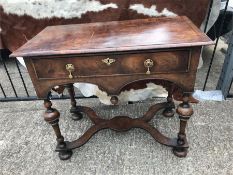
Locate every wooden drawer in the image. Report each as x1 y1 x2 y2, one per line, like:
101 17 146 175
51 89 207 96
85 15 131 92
31 50 191 79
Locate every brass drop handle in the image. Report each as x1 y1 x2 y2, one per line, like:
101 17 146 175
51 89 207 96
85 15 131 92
102 57 115 66
144 59 154 75
66 64 75 79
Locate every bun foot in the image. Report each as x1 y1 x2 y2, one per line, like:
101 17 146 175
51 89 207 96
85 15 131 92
58 150 73 160
162 108 175 117
172 147 188 158
70 107 83 120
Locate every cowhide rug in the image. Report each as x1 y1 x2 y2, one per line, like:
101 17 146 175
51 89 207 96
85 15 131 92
0 0 220 30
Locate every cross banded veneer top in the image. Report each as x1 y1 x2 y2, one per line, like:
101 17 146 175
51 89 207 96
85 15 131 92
11 16 213 57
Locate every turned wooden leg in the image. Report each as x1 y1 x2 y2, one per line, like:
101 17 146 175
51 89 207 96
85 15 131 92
173 94 193 157
162 88 175 117
65 83 83 120
44 99 72 160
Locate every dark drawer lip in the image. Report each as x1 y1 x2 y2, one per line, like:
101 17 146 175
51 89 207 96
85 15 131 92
30 48 192 80
28 47 191 59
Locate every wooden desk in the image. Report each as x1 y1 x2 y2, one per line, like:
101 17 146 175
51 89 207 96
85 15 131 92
11 16 213 160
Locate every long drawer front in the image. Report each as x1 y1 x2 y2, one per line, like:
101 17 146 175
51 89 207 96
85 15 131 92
31 49 191 80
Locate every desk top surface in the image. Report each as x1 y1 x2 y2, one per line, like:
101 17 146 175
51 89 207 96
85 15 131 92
11 16 213 58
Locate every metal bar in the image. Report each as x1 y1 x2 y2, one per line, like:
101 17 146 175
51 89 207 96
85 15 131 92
203 0 230 90
216 29 233 98
227 79 233 97
0 95 97 102
204 0 214 33
14 59 30 97
0 95 166 102
1 59 18 97
0 83 7 98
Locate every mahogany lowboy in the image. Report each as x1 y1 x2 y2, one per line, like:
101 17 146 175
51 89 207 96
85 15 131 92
11 16 213 160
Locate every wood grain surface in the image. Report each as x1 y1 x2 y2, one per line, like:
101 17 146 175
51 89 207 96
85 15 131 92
10 16 213 57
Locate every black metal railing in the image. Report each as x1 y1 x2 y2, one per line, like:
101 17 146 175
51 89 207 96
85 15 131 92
203 0 231 90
